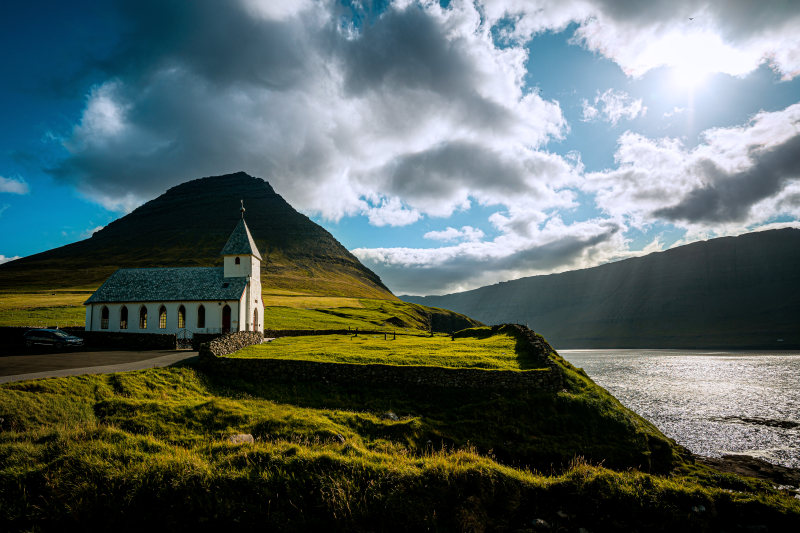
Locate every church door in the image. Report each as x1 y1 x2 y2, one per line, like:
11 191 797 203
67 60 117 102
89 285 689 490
222 305 231 333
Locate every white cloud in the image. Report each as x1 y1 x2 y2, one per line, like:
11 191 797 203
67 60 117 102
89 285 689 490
0 176 30 195
364 197 421 227
80 225 106 239
354 216 625 294
52 0 572 222
0 255 21 265
424 226 485 242
663 106 685 118
581 89 646 125
584 101 800 233
485 0 800 80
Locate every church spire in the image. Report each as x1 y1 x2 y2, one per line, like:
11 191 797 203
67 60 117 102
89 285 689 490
220 204 262 261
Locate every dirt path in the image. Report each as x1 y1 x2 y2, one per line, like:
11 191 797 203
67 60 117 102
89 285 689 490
0 350 198 384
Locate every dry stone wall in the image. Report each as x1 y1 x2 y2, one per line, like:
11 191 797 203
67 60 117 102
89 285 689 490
201 357 561 391
199 330 264 358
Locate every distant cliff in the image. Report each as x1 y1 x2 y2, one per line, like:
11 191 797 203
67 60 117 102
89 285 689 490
403 229 800 349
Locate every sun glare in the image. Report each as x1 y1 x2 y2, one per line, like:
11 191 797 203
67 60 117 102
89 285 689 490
670 63 710 91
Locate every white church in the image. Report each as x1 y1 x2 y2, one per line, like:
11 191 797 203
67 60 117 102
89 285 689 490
84 206 264 337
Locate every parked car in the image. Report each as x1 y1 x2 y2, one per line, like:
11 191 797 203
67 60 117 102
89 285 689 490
23 329 85 349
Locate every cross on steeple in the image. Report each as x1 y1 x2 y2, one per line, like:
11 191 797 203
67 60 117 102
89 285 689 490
240 199 245 219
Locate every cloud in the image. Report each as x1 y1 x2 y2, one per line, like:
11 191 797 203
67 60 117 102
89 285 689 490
364 197 421 227
0 255 21 265
80 225 106 239
663 107 685 118
424 226 485 242
49 0 571 224
585 102 800 231
486 0 800 79
581 89 646 125
0 176 30 195
354 217 623 294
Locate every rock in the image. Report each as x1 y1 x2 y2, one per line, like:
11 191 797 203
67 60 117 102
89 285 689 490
335 434 346 444
532 518 549 529
383 411 399 421
691 505 706 513
556 510 569 519
229 433 254 444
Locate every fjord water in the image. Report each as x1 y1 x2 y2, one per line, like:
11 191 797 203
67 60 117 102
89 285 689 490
561 350 800 468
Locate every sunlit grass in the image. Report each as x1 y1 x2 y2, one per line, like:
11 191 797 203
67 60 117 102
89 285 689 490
1 365 797 530
234 332 526 369
0 291 89 327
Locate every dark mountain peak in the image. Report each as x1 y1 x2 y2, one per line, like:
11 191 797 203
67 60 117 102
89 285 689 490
1 173 393 298
162 171 276 198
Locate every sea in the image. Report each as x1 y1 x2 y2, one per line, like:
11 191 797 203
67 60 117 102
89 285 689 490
560 349 800 469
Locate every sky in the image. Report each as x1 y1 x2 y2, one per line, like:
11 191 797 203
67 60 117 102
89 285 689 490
1 0 799 295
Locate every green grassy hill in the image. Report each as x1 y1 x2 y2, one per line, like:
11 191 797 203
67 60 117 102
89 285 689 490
2 326 798 530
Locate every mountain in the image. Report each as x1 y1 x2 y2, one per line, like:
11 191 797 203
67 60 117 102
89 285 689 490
402 229 800 349
0 172 393 299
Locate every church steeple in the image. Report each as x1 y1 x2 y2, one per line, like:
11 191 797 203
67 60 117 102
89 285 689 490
221 203 262 278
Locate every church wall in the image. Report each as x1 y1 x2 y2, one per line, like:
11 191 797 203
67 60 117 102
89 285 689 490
86 299 242 335
223 255 257 278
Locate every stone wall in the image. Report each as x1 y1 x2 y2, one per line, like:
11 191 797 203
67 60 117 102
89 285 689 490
199 330 264 358
201 356 561 391
191 333 220 351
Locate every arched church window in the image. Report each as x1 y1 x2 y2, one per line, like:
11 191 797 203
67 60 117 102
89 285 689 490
235 257 240 265
178 305 186 329
222 304 231 333
120 306 128 330
197 305 206 328
159 306 167 329
101 306 109 329
253 308 258 332
139 306 147 329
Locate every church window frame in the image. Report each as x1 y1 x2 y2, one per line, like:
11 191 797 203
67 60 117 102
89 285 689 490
178 305 186 329
235 256 240 265
197 305 206 328
159 306 167 329
120 306 128 330
101 306 109 330
139 306 147 329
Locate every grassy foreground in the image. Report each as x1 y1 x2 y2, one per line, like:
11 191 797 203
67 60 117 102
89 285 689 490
2 327 798 530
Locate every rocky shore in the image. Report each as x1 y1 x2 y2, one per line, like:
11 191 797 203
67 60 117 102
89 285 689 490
698 454 800 495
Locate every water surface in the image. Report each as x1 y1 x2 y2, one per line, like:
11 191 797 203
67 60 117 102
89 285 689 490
561 349 800 468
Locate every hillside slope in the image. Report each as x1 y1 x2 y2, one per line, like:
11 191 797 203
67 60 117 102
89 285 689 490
403 229 800 348
0 172 391 299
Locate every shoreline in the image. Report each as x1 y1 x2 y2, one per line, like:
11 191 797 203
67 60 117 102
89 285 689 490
698 453 800 490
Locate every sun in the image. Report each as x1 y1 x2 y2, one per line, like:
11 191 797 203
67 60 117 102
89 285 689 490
670 63 710 92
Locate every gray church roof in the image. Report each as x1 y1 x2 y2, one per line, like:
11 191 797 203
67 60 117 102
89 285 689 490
84 267 247 304
220 219 262 260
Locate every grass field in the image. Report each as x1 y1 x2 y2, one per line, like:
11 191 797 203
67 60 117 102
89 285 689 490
2 343 798 530
0 290 90 327
0 287 477 332
235 331 527 369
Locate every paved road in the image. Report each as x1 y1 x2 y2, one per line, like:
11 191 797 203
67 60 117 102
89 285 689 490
0 350 198 384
